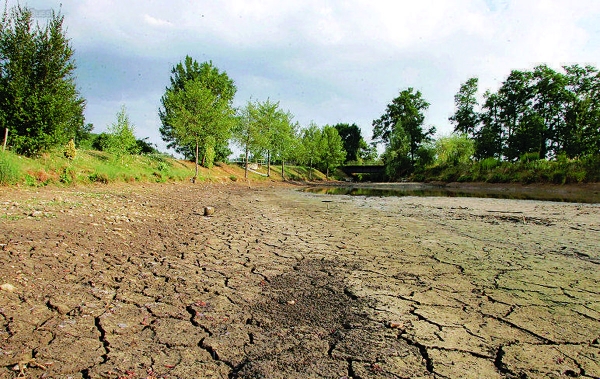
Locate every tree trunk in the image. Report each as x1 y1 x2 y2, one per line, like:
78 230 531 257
267 150 271 177
193 139 199 183
326 166 329 180
244 145 249 179
281 159 285 181
2 128 7 152
309 157 313 180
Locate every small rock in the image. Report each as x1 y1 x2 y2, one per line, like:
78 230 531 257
204 206 215 216
1 283 15 292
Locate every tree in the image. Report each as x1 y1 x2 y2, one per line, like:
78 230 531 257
162 77 235 178
0 4 85 156
319 125 346 179
475 91 504 159
159 57 236 179
530 65 570 158
233 100 266 179
435 134 475 165
248 99 295 178
449 77 479 137
103 105 139 157
299 122 322 180
334 123 362 163
563 64 600 157
373 88 435 176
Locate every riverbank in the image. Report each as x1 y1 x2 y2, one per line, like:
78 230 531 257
0 182 598 378
306 181 600 203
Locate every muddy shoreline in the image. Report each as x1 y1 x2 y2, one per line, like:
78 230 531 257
304 181 600 203
0 182 599 378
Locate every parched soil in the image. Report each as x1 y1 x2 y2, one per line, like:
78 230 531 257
0 182 598 379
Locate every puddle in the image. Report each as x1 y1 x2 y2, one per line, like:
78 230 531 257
303 185 600 204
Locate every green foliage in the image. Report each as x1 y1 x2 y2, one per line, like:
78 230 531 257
0 5 85 156
470 64 600 161
64 139 76 160
159 57 236 178
373 88 435 178
480 157 501 171
103 105 140 157
319 125 346 178
160 56 236 165
520 151 540 163
0 151 20 185
381 126 411 179
435 134 475 166
449 77 479 136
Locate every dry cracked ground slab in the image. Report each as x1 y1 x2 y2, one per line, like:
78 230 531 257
0 182 598 379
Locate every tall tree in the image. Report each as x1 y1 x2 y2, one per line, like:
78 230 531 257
334 123 362 163
233 100 267 179
160 57 236 165
373 88 435 175
475 91 504 159
159 57 236 179
299 122 322 180
319 125 346 179
0 5 85 156
249 99 295 178
563 64 600 157
528 65 570 159
449 77 479 137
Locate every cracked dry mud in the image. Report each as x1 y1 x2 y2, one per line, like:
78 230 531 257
0 182 598 379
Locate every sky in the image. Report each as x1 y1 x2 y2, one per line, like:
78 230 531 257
12 0 600 155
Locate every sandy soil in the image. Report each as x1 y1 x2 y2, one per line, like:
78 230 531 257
0 182 598 379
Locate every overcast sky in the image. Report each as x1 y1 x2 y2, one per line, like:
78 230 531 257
14 0 600 154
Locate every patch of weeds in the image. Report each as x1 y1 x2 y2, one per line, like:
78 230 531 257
60 166 76 184
1 213 23 221
89 172 110 184
0 152 20 185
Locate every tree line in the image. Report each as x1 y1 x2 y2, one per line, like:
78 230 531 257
158 55 377 181
372 65 600 180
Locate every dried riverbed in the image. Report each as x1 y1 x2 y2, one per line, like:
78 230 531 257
0 182 598 378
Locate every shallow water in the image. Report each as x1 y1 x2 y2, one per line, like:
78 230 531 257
303 184 600 203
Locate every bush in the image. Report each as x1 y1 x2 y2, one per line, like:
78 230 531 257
64 139 77 160
0 152 20 185
520 151 540 163
480 157 500 171
89 172 109 184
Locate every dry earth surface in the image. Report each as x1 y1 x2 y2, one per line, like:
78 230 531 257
0 181 598 379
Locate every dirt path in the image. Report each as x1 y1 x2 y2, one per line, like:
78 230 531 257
0 182 598 378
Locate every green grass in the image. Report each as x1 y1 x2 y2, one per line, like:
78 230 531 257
0 149 332 187
415 155 600 184
0 149 198 186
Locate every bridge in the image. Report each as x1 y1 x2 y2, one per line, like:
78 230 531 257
338 165 385 176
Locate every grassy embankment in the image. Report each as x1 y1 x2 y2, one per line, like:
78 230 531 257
0 149 328 186
414 155 600 184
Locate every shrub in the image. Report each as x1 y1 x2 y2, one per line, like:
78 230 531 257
64 139 77 160
89 172 109 184
520 151 540 163
480 157 500 171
